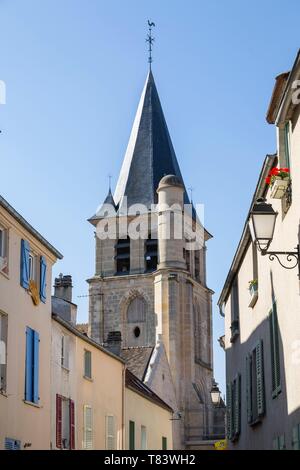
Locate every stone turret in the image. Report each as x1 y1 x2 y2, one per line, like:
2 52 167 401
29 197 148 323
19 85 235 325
157 175 186 270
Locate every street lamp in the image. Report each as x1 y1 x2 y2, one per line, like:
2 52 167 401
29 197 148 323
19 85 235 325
210 381 221 407
249 198 278 252
249 198 300 278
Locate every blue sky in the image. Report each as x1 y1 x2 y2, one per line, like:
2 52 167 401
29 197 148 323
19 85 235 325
1 0 300 393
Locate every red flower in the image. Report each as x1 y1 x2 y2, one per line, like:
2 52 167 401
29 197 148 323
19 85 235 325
281 168 290 173
266 177 271 185
270 167 279 175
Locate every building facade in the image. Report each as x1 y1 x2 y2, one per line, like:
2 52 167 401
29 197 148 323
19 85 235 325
0 196 62 450
88 71 224 448
125 369 173 450
51 275 125 450
218 51 300 450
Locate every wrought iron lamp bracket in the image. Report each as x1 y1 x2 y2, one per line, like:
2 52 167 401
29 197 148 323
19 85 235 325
261 244 300 278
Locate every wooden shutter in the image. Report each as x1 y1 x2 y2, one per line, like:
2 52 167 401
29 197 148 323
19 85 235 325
69 399 75 450
233 374 241 437
20 239 30 289
284 122 290 168
83 405 92 449
39 256 47 303
33 330 39 403
106 415 115 450
56 394 62 449
292 424 300 450
129 420 135 450
246 354 252 424
84 351 91 378
255 340 265 417
226 383 233 440
162 436 167 450
269 303 281 396
25 327 34 402
141 426 147 450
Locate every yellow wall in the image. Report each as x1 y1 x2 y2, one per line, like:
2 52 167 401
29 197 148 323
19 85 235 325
125 387 173 450
0 205 58 450
75 336 125 450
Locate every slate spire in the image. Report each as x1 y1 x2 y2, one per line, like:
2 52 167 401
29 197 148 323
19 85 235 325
114 71 190 209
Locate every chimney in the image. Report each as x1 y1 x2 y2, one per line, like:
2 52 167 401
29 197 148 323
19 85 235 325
106 331 122 356
54 274 73 302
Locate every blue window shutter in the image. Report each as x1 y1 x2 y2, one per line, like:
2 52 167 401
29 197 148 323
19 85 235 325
25 327 33 401
39 256 47 303
33 330 39 403
20 240 30 289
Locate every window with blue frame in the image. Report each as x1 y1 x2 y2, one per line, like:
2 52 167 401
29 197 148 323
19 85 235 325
20 240 47 303
25 327 39 404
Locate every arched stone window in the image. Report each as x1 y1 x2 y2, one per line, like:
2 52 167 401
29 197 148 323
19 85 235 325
127 297 146 323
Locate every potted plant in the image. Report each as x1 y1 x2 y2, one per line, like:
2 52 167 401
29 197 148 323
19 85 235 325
266 167 290 199
248 279 258 307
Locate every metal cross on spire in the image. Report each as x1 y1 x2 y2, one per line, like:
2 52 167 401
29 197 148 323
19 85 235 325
146 20 155 70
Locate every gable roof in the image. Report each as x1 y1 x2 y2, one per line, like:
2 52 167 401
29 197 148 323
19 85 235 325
121 346 154 381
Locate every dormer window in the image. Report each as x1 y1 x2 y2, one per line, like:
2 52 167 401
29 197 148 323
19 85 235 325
115 237 130 274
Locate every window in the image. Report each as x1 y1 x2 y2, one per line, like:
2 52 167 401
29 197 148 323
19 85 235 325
292 424 300 450
246 340 265 425
20 240 47 303
193 302 201 362
115 237 130 274
56 395 75 450
141 426 147 450
25 327 39 404
269 301 281 397
0 226 8 274
230 277 240 341
106 415 116 450
129 420 135 450
194 250 200 281
162 436 167 450
61 335 69 369
84 350 92 379
226 374 241 441
28 252 37 282
0 313 8 393
83 405 93 449
145 236 158 272
183 246 191 272
273 434 285 450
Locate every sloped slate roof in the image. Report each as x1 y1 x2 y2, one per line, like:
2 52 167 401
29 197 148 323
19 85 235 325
121 346 154 381
125 369 173 412
113 71 190 209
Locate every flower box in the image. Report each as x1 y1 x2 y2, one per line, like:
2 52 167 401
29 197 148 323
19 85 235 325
266 167 290 200
270 177 290 199
249 282 258 308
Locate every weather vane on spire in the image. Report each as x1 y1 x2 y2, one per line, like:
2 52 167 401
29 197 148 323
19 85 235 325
146 20 155 70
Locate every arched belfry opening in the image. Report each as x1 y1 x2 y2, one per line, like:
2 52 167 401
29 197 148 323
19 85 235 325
145 235 158 272
115 237 130 274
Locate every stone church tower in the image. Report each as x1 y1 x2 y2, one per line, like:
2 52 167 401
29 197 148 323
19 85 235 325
88 71 219 449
